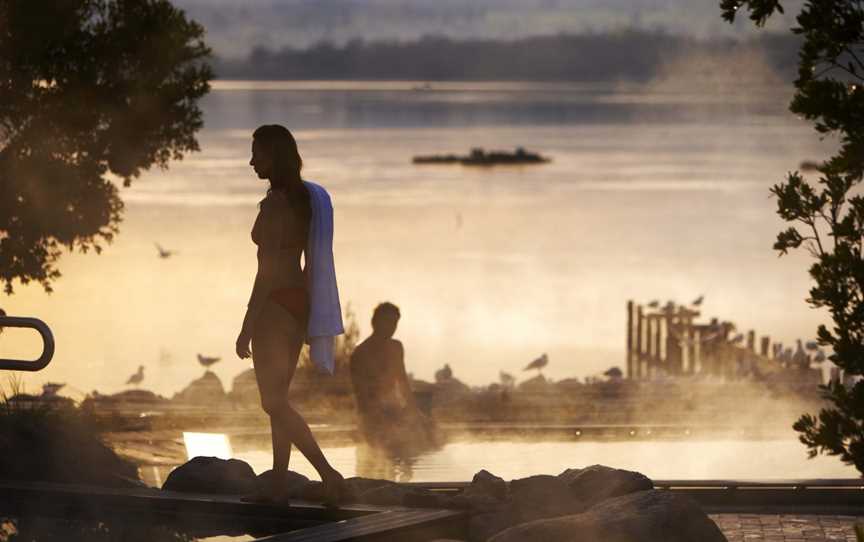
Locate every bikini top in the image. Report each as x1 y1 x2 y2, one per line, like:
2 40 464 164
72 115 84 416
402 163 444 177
251 190 311 250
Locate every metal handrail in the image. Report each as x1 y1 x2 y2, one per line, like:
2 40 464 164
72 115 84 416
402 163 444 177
0 316 55 371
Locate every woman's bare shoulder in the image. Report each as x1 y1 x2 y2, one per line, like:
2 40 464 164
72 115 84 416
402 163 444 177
259 192 287 213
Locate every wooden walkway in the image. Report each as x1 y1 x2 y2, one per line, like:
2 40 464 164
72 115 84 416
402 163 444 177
3 480 864 541
0 481 466 542
712 514 863 541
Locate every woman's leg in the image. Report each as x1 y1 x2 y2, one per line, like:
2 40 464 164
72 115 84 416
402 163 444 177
253 301 343 501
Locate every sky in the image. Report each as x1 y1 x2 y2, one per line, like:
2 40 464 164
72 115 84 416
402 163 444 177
173 0 805 59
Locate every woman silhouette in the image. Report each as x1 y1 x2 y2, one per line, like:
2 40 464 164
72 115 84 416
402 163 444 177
235 124 344 505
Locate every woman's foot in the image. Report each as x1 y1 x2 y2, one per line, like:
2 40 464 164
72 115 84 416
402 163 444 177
320 469 345 508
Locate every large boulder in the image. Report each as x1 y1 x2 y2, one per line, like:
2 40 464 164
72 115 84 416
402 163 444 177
464 466 654 541
450 470 508 511
173 371 227 405
558 465 653 508
466 474 578 541
230 368 260 408
489 489 727 542
256 468 310 496
509 475 584 522
163 456 257 495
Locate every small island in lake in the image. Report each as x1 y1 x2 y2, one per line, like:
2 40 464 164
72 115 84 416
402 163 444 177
413 147 550 166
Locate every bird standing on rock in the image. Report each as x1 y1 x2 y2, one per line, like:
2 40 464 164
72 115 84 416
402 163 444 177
126 365 145 386
197 353 221 370
524 353 549 376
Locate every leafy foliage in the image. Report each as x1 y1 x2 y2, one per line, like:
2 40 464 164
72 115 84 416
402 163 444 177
0 0 212 294
722 0 864 472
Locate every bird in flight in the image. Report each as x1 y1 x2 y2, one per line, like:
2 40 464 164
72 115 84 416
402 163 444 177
154 243 176 259
692 295 704 306
126 365 145 386
197 353 221 369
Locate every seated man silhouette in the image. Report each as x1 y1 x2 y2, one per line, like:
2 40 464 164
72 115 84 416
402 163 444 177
350 302 436 451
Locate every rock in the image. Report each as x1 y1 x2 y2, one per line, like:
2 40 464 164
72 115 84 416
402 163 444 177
464 475 574 542
559 464 653 507
173 371 227 404
467 470 508 501
296 480 326 501
230 368 260 408
449 470 508 512
489 489 727 542
256 469 309 496
509 474 584 522
162 456 257 495
467 503 519 542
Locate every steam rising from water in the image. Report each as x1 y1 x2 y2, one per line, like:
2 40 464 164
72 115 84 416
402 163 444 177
1 80 835 398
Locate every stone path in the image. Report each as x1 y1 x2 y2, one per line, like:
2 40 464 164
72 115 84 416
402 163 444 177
711 514 864 541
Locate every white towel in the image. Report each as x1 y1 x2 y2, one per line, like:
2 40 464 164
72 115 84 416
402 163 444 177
303 180 344 374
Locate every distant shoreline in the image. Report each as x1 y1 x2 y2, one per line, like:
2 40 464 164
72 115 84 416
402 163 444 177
211 31 799 84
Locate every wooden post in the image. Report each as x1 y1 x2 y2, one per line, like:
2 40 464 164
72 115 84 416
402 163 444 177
666 312 682 376
654 316 663 377
636 306 644 379
685 317 696 374
760 336 770 357
627 301 634 379
747 330 756 352
693 328 701 374
645 317 653 378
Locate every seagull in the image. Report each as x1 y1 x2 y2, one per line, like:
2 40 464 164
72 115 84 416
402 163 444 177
435 364 453 383
692 295 704 306
524 353 549 375
499 371 515 387
197 353 221 369
126 365 145 386
154 243 176 259
647 300 660 308
41 382 65 397
730 334 745 344
604 367 623 379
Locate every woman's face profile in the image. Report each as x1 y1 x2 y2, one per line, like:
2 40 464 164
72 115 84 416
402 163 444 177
250 139 274 179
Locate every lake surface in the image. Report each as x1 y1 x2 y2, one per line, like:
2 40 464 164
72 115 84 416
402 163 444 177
172 430 857 484
5 80 836 398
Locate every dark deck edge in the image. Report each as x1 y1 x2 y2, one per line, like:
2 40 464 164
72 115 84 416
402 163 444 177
0 480 467 542
255 509 466 542
408 480 864 515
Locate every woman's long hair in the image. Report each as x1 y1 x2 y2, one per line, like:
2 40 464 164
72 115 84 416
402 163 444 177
253 124 303 194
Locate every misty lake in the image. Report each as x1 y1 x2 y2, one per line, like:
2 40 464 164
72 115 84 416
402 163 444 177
5 80 838 422
137 427 858 486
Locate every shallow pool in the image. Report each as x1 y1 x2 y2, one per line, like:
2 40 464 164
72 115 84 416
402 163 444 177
173 431 857 484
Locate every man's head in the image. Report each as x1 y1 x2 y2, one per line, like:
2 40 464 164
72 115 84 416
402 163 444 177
371 302 400 339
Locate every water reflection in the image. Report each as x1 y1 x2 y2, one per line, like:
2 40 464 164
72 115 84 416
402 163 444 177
178 432 856 483
183 432 232 460
355 444 417 482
